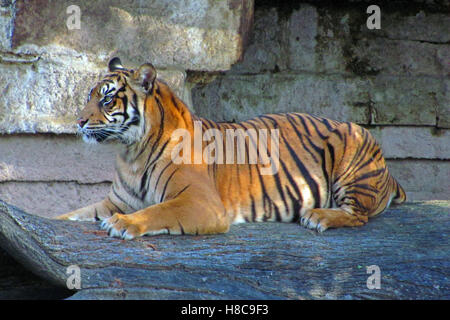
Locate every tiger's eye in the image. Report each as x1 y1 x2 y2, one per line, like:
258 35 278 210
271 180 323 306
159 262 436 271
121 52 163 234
103 96 113 105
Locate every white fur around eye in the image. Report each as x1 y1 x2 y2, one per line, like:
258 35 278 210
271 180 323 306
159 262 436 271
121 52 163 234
101 85 109 95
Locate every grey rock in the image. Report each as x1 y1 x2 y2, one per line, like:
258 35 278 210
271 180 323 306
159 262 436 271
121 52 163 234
0 199 449 299
193 73 370 124
12 0 252 71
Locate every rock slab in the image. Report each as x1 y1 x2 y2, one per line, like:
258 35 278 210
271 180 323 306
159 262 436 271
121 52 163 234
0 199 448 300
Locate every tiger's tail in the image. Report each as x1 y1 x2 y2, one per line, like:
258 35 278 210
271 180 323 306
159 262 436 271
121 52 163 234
390 175 406 205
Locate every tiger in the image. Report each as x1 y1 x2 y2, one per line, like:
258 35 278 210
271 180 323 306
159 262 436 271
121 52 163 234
56 57 406 240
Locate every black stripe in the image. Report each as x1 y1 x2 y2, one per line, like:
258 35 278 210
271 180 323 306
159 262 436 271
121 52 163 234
145 139 171 175
250 194 257 222
293 113 312 136
172 184 190 199
112 185 136 211
235 122 254 184
286 114 318 163
171 95 180 111
134 132 155 162
348 183 379 194
350 168 385 185
286 186 300 222
345 189 376 200
339 196 368 211
252 119 289 219
305 115 327 140
177 220 185 235
140 139 171 193
279 157 303 204
258 117 282 221
335 128 371 182
154 161 172 191
160 168 179 202
327 142 336 173
345 141 380 180
94 208 100 221
116 169 141 200
142 97 165 171
281 134 320 209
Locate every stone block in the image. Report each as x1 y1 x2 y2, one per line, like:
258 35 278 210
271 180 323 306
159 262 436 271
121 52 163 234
193 71 446 127
0 1 14 50
12 0 253 71
369 127 450 159
228 7 285 74
369 76 443 126
386 160 450 201
229 5 349 75
287 4 318 71
371 12 450 44
352 38 447 76
437 79 450 128
0 135 118 183
0 181 111 218
192 73 370 124
315 10 350 75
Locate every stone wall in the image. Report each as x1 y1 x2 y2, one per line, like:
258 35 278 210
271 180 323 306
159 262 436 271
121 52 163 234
192 1 450 201
0 0 253 217
0 1 448 218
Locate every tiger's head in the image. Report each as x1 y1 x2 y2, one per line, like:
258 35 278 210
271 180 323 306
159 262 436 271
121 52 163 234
77 57 157 144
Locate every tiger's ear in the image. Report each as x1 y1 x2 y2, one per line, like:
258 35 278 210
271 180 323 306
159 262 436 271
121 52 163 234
133 63 157 93
108 57 124 72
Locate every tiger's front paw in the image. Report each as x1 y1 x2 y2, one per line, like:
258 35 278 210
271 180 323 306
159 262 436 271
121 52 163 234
100 213 142 240
300 210 330 233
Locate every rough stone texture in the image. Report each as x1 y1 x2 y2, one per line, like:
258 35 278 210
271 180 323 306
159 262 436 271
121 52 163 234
12 0 252 71
369 76 444 126
287 4 318 71
386 160 450 201
352 38 448 77
193 73 446 126
362 10 450 44
369 127 450 159
229 4 450 77
0 199 448 300
0 135 117 218
0 1 14 50
228 7 284 74
193 73 370 123
197 4 450 127
0 181 111 219
438 79 450 128
0 135 118 183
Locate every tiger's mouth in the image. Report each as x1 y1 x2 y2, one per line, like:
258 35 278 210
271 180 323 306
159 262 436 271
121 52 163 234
78 127 113 144
78 125 132 144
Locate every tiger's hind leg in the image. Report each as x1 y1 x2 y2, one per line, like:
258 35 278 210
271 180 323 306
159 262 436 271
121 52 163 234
300 207 368 232
299 122 405 233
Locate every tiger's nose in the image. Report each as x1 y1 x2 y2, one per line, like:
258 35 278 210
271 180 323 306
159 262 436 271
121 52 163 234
77 118 88 128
